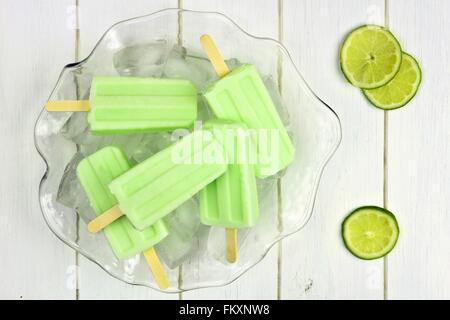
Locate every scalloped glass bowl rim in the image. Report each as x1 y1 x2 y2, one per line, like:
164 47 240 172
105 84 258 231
34 8 342 293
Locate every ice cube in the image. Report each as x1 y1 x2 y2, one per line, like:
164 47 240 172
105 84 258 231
113 41 170 77
226 58 241 70
157 199 201 269
98 134 145 157
163 46 217 91
60 113 102 148
76 133 145 158
130 132 174 163
56 153 92 217
257 176 278 202
77 130 103 156
60 112 89 141
197 95 214 123
79 141 101 157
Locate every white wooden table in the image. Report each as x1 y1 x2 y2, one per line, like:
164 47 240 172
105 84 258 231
1 0 448 300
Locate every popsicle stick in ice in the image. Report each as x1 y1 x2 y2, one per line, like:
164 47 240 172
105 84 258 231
144 248 169 289
44 100 90 112
225 228 237 263
200 34 238 263
200 34 230 77
87 205 123 233
143 247 170 289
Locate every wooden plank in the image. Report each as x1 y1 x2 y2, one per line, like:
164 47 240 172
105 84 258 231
387 0 450 299
181 0 279 300
77 0 179 300
280 0 385 299
0 0 76 299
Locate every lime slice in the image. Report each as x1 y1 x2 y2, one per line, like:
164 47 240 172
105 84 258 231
340 25 402 89
342 206 399 260
363 52 421 110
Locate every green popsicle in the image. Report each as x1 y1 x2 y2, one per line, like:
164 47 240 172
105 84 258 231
203 64 295 178
88 77 197 134
199 119 259 229
77 146 169 289
109 130 227 231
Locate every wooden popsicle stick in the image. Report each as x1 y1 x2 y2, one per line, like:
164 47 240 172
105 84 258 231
225 228 237 263
143 247 169 289
201 34 238 263
200 34 230 77
44 100 90 112
87 205 123 233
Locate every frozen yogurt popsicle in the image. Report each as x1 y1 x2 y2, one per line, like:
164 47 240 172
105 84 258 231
45 77 197 135
200 34 295 178
77 146 170 289
199 119 259 262
109 130 228 230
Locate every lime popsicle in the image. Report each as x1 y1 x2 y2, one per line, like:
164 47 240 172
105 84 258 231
109 130 227 230
77 146 169 289
200 35 295 178
200 120 258 228
200 120 259 262
45 77 197 135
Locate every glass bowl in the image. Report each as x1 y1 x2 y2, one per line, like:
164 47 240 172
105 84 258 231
34 8 341 292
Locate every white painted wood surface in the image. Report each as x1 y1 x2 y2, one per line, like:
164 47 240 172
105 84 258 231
0 0 76 299
1 0 449 299
387 0 450 300
280 0 385 300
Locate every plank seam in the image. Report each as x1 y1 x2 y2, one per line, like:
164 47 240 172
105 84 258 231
178 0 183 301
383 0 390 301
276 0 284 301
75 0 81 301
